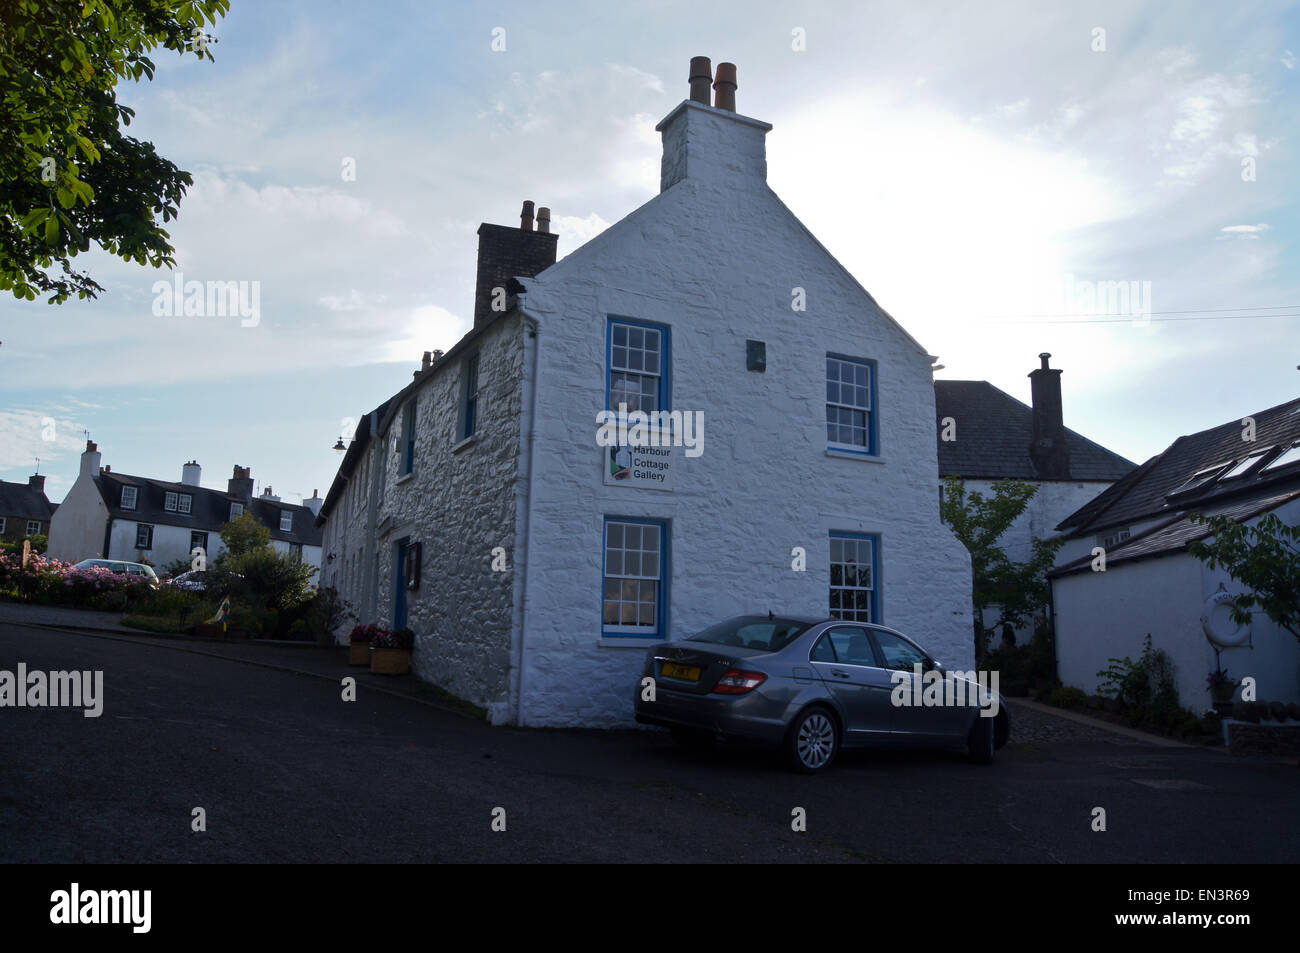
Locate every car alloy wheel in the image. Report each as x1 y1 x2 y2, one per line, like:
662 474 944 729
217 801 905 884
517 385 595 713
790 709 838 773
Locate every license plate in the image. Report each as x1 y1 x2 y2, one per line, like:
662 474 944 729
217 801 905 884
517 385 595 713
661 662 702 681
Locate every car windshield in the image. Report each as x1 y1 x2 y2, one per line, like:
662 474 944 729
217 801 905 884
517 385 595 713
687 616 812 652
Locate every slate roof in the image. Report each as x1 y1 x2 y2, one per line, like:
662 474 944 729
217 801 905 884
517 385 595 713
1056 396 1300 537
317 396 394 525
95 471 322 547
934 380 1137 482
1050 488 1300 577
0 480 54 521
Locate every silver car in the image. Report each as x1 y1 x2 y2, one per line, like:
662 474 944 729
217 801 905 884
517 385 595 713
634 614 1009 773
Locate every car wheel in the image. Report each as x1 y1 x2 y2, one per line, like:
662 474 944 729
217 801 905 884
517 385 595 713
968 712 996 765
785 707 839 774
670 727 715 750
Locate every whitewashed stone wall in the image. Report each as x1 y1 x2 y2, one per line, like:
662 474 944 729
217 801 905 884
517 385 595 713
372 315 523 718
514 100 973 727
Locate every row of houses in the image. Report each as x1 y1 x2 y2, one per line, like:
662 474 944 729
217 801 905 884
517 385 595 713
45 446 324 571
316 58 1294 728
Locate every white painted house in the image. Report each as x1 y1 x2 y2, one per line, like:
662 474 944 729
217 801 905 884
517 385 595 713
318 60 973 727
1050 397 1300 709
935 354 1136 644
48 441 323 571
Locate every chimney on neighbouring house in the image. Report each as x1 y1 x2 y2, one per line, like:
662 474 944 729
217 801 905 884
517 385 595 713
305 489 324 517
81 440 101 479
713 61 737 111
261 486 281 503
1029 353 1071 479
689 56 712 104
228 465 253 501
28 473 46 494
182 460 201 487
472 200 559 329
657 58 770 193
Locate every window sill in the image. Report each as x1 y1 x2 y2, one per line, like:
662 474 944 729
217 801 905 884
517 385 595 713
452 433 477 455
395 472 414 486
825 448 885 463
599 635 665 648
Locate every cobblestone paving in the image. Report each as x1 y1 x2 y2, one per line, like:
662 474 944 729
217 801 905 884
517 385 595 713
1004 699 1131 746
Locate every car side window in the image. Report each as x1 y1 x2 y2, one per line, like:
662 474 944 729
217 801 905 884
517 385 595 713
810 634 836 662
111 563 128 573
825 626 876 666
870 630 928 671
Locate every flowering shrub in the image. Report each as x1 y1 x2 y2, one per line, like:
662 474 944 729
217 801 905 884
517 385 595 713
370 626 414 650
0 552 155 610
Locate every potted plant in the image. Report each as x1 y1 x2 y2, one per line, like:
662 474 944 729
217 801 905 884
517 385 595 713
370 626 414 675
1207 668 1237 715
348 624 376 665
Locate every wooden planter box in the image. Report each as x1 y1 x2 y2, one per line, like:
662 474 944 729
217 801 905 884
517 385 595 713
348 641 371 665
370 647 411 675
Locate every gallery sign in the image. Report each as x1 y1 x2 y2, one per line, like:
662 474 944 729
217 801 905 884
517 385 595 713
595 404 703 493
603 444 676 490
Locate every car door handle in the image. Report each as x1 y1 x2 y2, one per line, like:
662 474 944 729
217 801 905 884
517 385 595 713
831 669 850 678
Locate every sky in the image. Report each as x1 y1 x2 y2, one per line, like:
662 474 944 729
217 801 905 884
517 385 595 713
3 0 1298 504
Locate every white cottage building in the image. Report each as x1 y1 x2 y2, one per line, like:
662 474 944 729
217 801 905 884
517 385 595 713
318 59 973 727
935 354 1136 644
1050 397 1300 709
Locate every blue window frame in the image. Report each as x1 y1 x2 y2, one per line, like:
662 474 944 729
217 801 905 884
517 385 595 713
402 397 417 475
826 354 877 455
829 532 879 623
602 517 668 638
461 353 480 440
607 317 669 413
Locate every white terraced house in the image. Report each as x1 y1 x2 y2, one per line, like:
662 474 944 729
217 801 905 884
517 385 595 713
317 59 974 727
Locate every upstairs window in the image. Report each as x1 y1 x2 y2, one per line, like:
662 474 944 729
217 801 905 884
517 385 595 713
402 398 417 475
230 502 244 520
826 355 877 455
178 493 192 514
280 510 293 532
608 319 666 413
461 353 480 440
121 486 138 510
164 491 190 513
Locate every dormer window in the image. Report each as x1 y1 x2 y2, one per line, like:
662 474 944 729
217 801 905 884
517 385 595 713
1168 463 1230 496
1262 442 1300 474
230 502 244 520
1219 451 1269 481
280 510 293 532
164 491 193 514
121 486 138 510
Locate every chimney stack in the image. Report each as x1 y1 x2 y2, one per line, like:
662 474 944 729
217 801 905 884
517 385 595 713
182 460 201 487
713 62 737 111
689 56 712 104
537 207 551 234
421 350 431 372
228 465 254 501
28 473 46 494
261 485 281 503
472 202 559 329
305 488 324 517
80 440 101 480
1029 353 1071 479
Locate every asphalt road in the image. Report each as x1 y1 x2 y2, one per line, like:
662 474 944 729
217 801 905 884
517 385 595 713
2 622 1296 863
